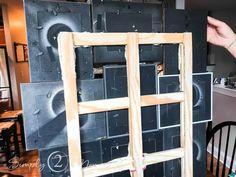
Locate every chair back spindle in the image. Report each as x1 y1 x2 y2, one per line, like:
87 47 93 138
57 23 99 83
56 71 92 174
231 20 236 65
207 121 236 177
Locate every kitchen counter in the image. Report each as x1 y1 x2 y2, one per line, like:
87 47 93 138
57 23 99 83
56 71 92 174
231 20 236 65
213 85 236 124
213 84 236 98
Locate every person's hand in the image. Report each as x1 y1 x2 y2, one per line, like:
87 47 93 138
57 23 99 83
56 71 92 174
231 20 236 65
207 16 236 49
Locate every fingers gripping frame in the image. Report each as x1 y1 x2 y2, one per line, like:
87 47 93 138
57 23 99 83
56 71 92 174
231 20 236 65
57 32 193 177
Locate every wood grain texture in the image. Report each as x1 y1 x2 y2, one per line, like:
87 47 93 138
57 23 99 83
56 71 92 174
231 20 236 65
73 32 184 46
57 32 193 177
144 148 185 166
57 32 83 177
179 42 186 177
77 92 184 114
126 33 143 177
83 157 132 177
180 32 193 177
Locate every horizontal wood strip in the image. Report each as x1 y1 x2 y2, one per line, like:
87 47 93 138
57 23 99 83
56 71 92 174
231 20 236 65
139 33 184 45
144 148 185 166
83 148 184 177
141 92 184 106
78 92 184 114
83 157 132 177
72 32 184 46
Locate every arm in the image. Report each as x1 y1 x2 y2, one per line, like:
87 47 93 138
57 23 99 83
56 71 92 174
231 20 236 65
207 16 236 58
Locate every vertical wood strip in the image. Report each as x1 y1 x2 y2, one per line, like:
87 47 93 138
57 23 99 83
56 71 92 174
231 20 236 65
57 32 83 177
179 42 185 176
180 33 193 177
126 33 144 177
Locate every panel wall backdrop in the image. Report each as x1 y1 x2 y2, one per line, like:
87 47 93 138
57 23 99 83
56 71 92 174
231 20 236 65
21 0 210 176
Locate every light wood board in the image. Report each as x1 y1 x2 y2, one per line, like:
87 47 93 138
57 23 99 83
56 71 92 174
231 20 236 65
57 32 193 177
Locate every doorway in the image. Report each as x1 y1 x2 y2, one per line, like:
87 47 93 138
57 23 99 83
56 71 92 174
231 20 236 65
0 7 13 112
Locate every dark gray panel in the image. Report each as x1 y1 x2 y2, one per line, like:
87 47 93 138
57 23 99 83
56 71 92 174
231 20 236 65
21 79 106 150
92 0 162 64
39 146 70 176
39 141 102 177
163 123 206 177
159 75 180 127
104 64 158 137
38 131 164 177
102 131 164 177
24 0 93 82
159 73 212 128
164 9 207 74
193 73 212 122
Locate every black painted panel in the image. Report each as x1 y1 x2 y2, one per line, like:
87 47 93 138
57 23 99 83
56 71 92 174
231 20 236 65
159 75 180 128
159 73 212 128
104 64 158 137
24 0 93 82
163 123 206 177
92 0 162 64
102 131 164 177
39 141 102 177
38 131 164 177
21 79 106 150
164 9 207 74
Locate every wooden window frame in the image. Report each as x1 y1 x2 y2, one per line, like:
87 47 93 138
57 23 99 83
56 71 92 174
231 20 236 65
57 32 193 177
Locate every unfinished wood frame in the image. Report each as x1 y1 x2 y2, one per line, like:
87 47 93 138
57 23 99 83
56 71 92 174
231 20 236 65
57 32 193 177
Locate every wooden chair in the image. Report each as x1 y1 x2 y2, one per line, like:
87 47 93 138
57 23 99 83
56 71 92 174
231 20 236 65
0 110 25 150
0 122 20 169
207 121 236 177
